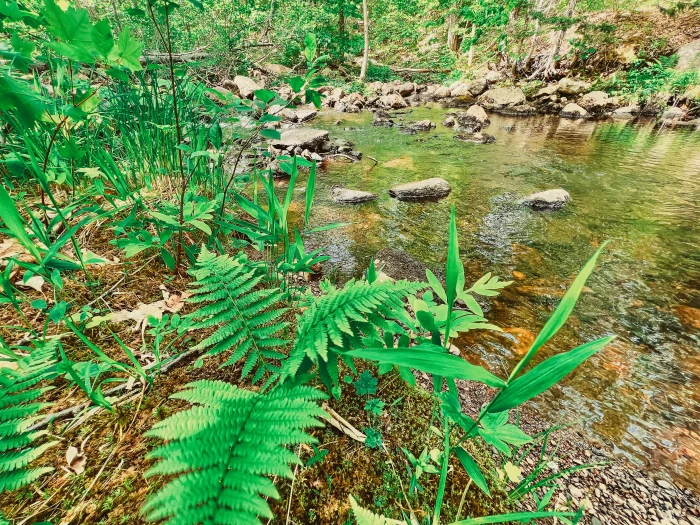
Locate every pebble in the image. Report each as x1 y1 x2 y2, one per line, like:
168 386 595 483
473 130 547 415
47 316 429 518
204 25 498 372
658 479 675 490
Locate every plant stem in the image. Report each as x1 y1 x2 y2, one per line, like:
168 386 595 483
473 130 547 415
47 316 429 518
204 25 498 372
433 418 451 525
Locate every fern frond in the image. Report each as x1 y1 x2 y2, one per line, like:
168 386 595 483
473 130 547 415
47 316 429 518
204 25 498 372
0 340 58 494
186 246 290 382
142 380 327 525
350 496 406 525
282 279 420 385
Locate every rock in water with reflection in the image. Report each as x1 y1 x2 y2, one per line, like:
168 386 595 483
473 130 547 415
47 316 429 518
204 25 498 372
388 177 451 201
520 189 571 210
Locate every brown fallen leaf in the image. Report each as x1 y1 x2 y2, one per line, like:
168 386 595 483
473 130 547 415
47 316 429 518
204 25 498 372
65 445 86 475
17 274 45 292
0 238 35 266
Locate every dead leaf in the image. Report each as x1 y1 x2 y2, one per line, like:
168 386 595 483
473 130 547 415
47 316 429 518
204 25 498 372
0 238 35 266
504 461 523 483
66 446 86 475
165 291 191 313
17 274 45 292
87 300 168 331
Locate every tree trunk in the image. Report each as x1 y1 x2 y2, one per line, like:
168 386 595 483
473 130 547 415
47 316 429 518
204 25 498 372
467 23 476 66
447 13 460 52
543 0 576 76
359 0 369 81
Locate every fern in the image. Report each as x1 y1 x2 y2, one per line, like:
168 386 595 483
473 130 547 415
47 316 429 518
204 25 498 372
0 340 58 493
350 496 406 525
142 380 327 524
186 246 289 383
282 279 420 388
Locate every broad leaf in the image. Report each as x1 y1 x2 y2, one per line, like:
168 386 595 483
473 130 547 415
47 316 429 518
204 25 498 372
455 448 490 497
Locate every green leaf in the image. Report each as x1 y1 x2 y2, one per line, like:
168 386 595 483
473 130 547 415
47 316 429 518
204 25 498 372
346 344 505 388
303 33 317 63
508 242 609 381
304 161 316 227
260 128 281 140
455 448 490 497
350 496 406 525
445 205 461 307
254 89 276 103
288 76 305 92
450 511 574 524
43 0 100 62
0 73 49 125
426 269 447 303
0 182 42 262
489 336 614 413
108 26 143 72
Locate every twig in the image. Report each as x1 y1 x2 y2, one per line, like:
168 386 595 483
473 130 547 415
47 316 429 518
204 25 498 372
285 444 303 525
27 346 204 431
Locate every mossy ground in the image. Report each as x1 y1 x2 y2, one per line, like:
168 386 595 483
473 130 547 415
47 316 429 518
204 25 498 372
0 236 512 525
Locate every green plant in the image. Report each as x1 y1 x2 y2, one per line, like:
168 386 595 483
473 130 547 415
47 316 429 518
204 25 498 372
185 246 289 384
141 380 327 524
346 206 612 524
0 340 58 493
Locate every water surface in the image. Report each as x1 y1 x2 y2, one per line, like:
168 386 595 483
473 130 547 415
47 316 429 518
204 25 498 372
304 107 700 488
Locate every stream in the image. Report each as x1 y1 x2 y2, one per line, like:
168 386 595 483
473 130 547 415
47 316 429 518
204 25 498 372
298 105 700 489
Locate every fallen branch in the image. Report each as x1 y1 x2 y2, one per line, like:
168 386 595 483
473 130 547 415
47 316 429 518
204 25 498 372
388 66 451 73
27 346 203 432
140 48 209 64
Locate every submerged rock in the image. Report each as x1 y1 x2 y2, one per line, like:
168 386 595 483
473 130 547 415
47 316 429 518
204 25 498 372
374 248 434 282
520 189 571 210
372 109 396 127
454 131 495 144
389 178 451 201
400 119 436 134
331 187 377 204
560 103 590 119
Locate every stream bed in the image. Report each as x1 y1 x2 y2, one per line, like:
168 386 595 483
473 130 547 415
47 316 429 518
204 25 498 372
300 105 700 489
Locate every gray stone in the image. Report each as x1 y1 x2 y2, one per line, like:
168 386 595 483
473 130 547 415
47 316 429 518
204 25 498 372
389 177 451 201
661 106 686 121
233 75 263 99
560 103 590 119
454 131 495 144
580 91 616 113
535 84 559 98
271 128 329 151
465 104 490 125
433 86 452 99
378 93 408 109
397 82 416 96
478 87 527 109
450 83 472 97
520 189 571 210
656 479 674 490
613 105 639 119
262 63 292 76
374 248 433 282
331 187 377 204
558 77 591 96
676 39 700 73
485 70 506 84
467 78 489 96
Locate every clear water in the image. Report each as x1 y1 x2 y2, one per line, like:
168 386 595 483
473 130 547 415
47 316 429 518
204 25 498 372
301 106 700 488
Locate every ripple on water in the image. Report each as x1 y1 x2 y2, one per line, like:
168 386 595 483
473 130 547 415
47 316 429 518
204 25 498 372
303 108 700 488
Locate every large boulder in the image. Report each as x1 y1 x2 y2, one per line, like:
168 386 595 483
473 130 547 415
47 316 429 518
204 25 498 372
661 106 687 121
466 104 490 125
557 77 591 96
467 78 489 96
534 84 558 98
612 105 639 119
560 103 590 119
485 70 506 84
580 91 616 113
271 128 329 152
389 178 451 201
520 189 571 210
378 93 408 109
331 187 377 204
433 86 451 99
478 87 526 109
450 83 472 97
676 39 700 73
397 82 416 96
207 86 234 104
233 75 263 99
